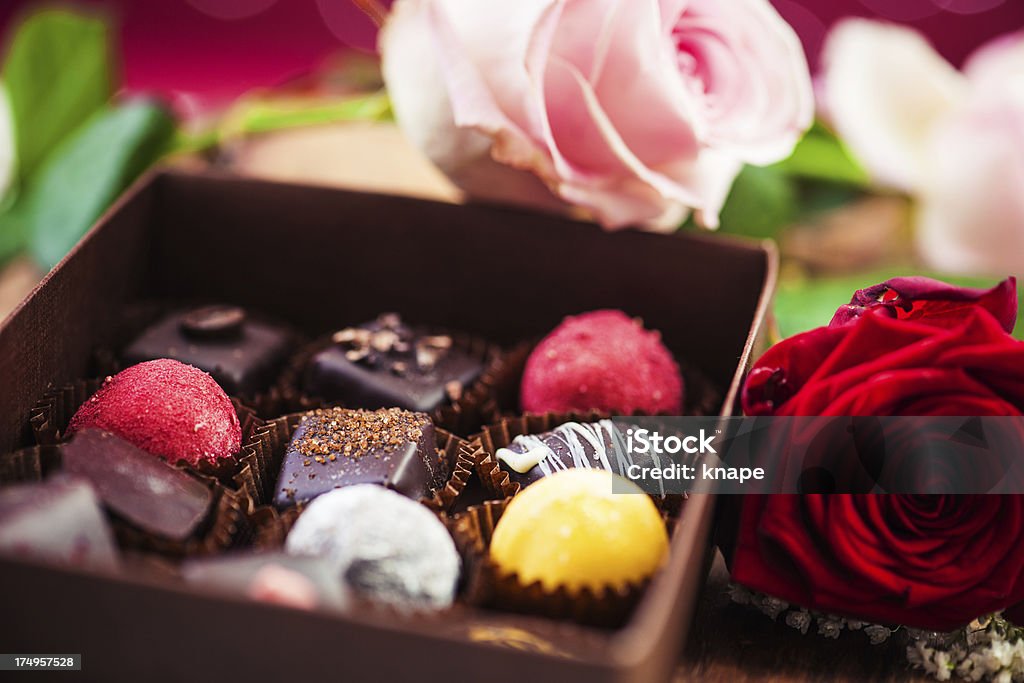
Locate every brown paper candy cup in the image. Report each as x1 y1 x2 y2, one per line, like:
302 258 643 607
0 445 61 484
423 434 480 514
481 340 532 417
448 499 650 628
28 379 268 511
243 410 470 512
247 504 302 550
278 329 503 437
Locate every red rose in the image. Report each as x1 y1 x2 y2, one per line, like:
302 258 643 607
721 277 1024 630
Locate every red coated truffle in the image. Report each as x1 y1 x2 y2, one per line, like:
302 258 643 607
521 310 683 415
67 359 242 466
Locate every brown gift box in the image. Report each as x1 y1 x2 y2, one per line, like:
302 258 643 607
0 169 775 682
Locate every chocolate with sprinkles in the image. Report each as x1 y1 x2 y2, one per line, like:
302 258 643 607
272 407 439 509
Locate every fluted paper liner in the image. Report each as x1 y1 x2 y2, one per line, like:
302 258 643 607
0 445 61 483
247 503 303 550
0 443 248 557
278 329 503 437
423 435 480 514
242 410 471 513
449 499 652 628
28 378 268 511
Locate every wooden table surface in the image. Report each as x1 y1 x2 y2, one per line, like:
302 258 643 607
677 552 926 681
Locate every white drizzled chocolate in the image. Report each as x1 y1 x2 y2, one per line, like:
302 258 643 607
496 420 666 496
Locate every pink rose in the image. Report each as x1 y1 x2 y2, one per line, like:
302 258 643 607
822 22 1024 276
380 0 813 230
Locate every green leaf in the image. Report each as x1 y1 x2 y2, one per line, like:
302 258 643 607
3 8 113 180
773 121 869 187
25 100 175 269
0 202 27 266
717 165 797 239
775 270 1024 340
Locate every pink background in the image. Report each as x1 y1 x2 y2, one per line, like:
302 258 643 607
0 0 1021 108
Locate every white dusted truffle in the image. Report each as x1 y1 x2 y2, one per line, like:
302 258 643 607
285 484 460 610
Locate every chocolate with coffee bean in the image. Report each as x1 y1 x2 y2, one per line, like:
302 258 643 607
121 305 295 396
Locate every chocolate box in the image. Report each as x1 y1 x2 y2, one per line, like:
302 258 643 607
0 170 776 682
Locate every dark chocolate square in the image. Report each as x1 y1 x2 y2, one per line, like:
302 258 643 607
62 428 214 541
303 314 483 412
273 407 439 508
122 305 293 396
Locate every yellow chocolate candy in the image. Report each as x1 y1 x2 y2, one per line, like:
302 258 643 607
489 469 669 593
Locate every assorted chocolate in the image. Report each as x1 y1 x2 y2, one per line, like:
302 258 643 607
67 358 242 467
303 313 484 413
495 419 654 489
121 305 294 396
521 309 683 415
2 306 697 627
272 407 439 509
62 429 214 541
488 469 668 593
285 485 460 611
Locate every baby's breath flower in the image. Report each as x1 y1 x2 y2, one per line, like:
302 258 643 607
865 624 892 645
818 616 844 640
755 594 789 620
786 609 811 635
727 583 753 606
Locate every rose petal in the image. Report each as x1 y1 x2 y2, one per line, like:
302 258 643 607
829 276 1018 333
916 95 1024 277
741 325 848 415
380 1 494 169
676 0 814 165
963 29 1024 98
541 54 708 227
783 311 1019 416
821 19 967 192
421 0 558 173
728 494 1024 631
381 0 565 212
582 0 702 167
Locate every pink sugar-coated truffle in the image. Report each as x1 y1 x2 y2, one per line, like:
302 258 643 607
67 359 242 467
521 310 684 415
